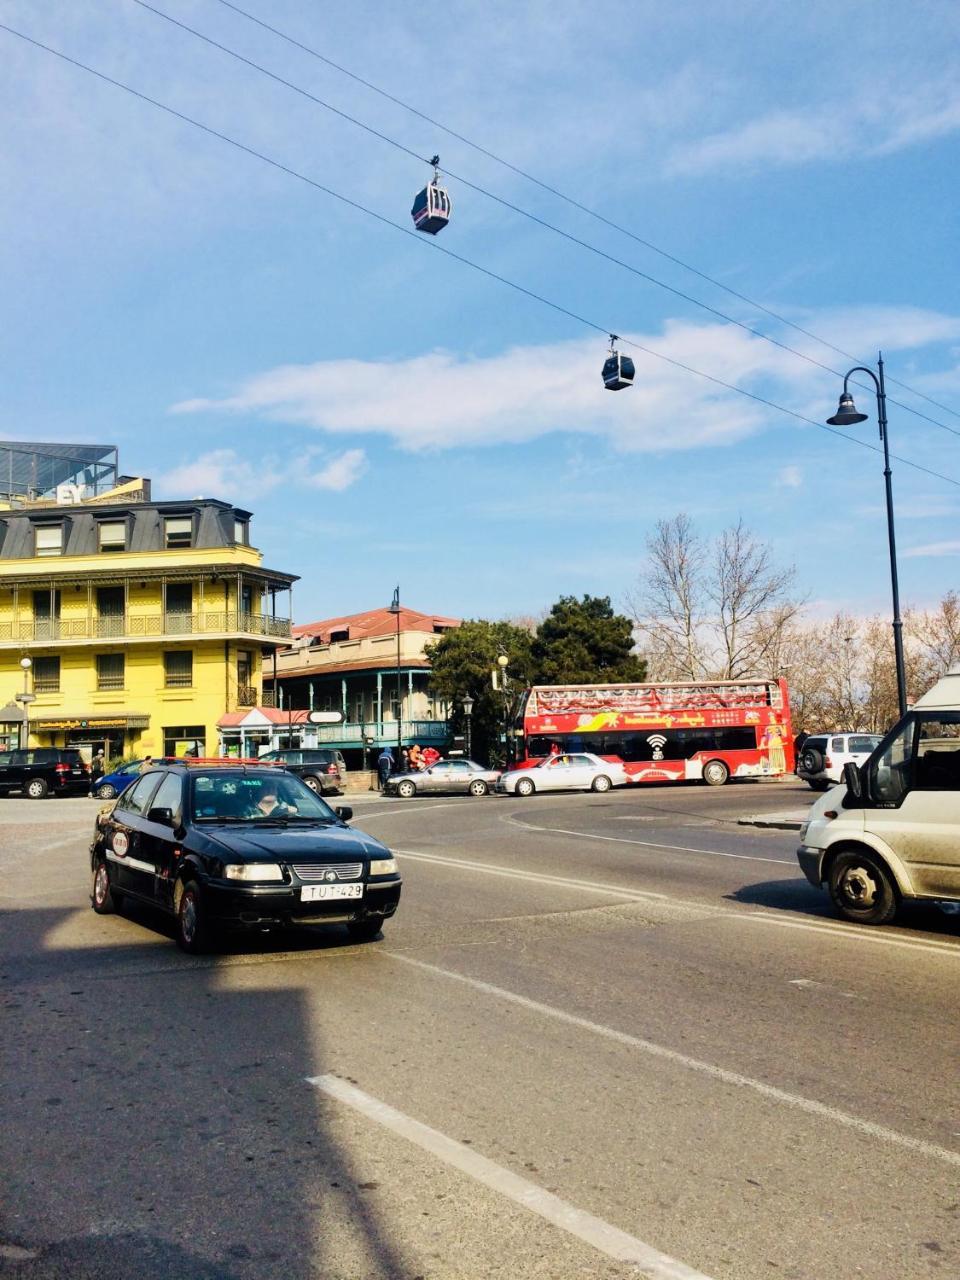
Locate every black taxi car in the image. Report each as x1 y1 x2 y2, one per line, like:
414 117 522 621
90 760 401 953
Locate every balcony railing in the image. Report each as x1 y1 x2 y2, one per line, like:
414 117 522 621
0 612 292 644
237 685 259 707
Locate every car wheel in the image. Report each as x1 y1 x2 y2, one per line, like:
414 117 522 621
347 918 384 943
828 849 898 925
515 777 535 797
703 760 729 787
468 779 488 797
801 748 824 774
96 783 117 799
176 880 211 954
591 774 612 793
91 858 118 914
397 780 417 798
25 777 49 799
302 776 321 794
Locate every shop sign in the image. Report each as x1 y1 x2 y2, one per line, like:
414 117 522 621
37 717 133 730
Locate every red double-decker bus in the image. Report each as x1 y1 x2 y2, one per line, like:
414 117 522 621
516 678 793 786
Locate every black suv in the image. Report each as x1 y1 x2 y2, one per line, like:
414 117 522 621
0 748 90 798
256 748 345 795
90 761 401 953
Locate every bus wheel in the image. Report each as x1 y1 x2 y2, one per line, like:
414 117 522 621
703 760 729 787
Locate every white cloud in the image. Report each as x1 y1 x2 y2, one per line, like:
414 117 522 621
904 541 960 558
169 306 960 455
776 465 803 489
306 448 367 491
157 446 367 500
667 82 960 176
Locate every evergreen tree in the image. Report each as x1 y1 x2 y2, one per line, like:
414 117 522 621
531 595 645 684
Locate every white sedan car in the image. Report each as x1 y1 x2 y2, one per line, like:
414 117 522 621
498 752 627 796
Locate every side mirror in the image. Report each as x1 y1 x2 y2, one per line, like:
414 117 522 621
842 761 862 801
335 805 353 823
148 806 174 825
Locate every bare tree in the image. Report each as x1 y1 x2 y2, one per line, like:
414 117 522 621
630 513 802 681
629 514 706 680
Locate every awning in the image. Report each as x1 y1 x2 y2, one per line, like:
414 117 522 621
0 702 24 724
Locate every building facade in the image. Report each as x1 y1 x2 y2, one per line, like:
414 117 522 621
245 606 460 767
0 447 296 760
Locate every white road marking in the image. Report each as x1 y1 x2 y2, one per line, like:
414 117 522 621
394 846 960 958
353 801 474 820
789 978 856 998
307 1074 714 1280
394 847 673 902
505 814 792 865
383 954 960 1169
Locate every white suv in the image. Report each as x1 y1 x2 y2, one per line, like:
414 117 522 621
797 733 883 790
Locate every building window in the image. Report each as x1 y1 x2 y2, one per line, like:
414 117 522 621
234 518 249 545
162 725 205 757
353 697 364 723
34 525 63 557
331 628 350 642
96 653 125 691
33 589 61 639
33 656 60 693
164 516 193 549
164 583 193 634
98 521 126 552
164 650 193 688
96 586 125 637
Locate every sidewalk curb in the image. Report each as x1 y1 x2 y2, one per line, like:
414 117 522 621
738 813 806 831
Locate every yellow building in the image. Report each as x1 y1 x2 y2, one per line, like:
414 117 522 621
0 444 296 760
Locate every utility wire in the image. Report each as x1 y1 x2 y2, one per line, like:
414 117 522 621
209 0 960 427
2 18 958 494
136 0 960 443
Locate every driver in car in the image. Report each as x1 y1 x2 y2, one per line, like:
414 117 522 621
248 786 298 818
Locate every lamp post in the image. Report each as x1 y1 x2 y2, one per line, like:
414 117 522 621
461 694 474 762
497 653 510 764
388 586 403 760
17 656 34 750
826 353 907 718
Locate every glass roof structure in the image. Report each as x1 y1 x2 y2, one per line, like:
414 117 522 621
0 443 118 502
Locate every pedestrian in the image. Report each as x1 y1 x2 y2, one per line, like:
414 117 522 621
377 747 394 792
399 747 410 772
421 745 440 768
408 743 422 771
89 749 105 796
139 754 154 774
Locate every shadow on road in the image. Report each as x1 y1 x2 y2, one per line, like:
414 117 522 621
0 904 419 1279
729 878 960 940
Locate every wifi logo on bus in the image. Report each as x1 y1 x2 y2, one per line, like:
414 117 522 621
647 733 667 761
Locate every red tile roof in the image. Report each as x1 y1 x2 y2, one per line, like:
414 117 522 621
218 708 312 727
292 605 461 644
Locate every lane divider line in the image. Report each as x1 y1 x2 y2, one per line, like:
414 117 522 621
307 1073 714 1279
382 954 960 1169
504 814 791 865
393 847 960 958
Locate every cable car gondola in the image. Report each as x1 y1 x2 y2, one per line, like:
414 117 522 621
411 155 451 235
601 334 635 390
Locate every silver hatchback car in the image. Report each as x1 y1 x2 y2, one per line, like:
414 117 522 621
498 752 628 796
385 759 501 798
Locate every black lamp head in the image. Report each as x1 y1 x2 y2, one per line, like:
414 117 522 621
826 391 868 426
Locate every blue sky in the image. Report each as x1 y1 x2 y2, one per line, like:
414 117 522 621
2 0 960 628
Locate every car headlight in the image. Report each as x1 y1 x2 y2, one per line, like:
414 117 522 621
799 823 809 841
223 863 284 882
369 858 397 876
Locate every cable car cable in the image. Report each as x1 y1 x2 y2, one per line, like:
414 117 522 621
131 0 960 442
206 0 960 427
2 17 958 493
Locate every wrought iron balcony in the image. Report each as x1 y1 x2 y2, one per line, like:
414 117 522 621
0 611 292 645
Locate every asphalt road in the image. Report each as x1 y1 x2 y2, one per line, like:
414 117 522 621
1 778 958 1280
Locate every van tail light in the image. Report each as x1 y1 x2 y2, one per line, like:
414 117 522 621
326 764 339 774
55 763 70 774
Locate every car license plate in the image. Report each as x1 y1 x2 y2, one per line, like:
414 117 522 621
300 884 363 902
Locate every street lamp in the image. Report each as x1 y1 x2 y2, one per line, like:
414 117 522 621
388 586 403 760
826 353 907 719
497 653 510 763
461 694 474 762
17 656 34 750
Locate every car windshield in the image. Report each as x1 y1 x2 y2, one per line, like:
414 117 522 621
190 772 337 823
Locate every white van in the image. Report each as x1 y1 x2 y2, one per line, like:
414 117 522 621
797 666 960 924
